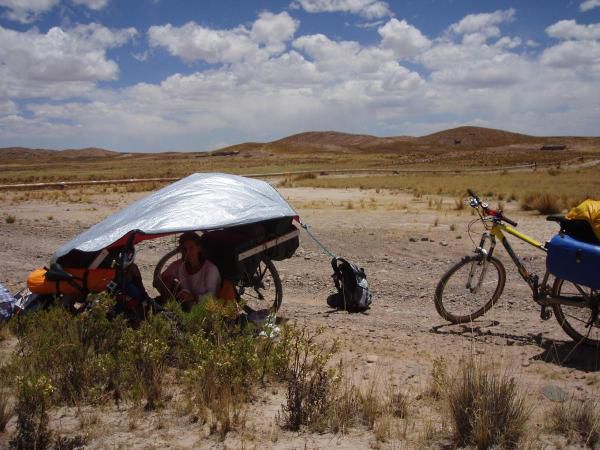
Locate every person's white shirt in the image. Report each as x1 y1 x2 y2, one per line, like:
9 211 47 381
162 258 221 301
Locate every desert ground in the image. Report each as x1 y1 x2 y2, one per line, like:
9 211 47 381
1 175 599 449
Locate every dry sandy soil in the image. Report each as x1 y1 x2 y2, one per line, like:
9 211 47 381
1 185 599 449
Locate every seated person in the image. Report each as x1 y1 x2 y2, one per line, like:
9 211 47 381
157 231 221 311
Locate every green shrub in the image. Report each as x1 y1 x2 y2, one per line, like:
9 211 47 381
8 295 128 405
120 314 172 409
10 374 53 450
279 326 341 431
0 387 12 432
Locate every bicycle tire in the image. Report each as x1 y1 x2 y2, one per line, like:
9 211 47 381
434 255 506 324
552 278 600 347
237 257 283 313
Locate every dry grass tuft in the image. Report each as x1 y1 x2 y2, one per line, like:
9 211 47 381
520 192 563 214
292 173 317 181
446 359 529 449
429 356 448 400
5 214 16 224
0 388 13 432
547 398 600 448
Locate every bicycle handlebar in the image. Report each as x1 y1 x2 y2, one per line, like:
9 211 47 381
467 189 518 227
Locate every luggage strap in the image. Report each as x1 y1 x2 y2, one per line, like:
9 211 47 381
298 220 337 259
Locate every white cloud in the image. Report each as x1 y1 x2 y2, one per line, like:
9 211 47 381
494 36 522 49
71 0 108 10
2 8 600 150
0 0 59 23
149 22 257 64
149 12 298 64
541 40 600 68
546 19 600 41
580 0 600 12
448 9 515 39
250 11 299 52
378 18 431 59
290 0 391 19
0 23 136 98
0 0 109 23
0 99 18 116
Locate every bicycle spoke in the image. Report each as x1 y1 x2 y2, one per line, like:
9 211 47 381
434 255 505 324
553 279 600 346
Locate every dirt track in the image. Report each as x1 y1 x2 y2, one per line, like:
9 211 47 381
1 186 599 449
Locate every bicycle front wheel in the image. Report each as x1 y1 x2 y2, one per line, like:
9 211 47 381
434 255 506 324
552 279 600 347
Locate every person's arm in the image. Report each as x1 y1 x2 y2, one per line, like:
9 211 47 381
155 260 180 297
204 263 221 297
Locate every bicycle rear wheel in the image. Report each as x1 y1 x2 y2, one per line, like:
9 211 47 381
552 279 600 347
237 257 283 313
434 255 506 324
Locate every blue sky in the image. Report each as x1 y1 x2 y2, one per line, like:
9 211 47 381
1 0 599 152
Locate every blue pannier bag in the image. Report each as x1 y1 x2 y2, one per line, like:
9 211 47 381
546 234 600 289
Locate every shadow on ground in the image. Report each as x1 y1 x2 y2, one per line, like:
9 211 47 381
430 320 545 347
532 340 600 372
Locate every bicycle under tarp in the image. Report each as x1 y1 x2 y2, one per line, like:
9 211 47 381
434 189 600 347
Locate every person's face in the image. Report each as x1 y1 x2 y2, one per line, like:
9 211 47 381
181 240 201 262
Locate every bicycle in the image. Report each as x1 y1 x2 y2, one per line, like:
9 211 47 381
434 189 600 346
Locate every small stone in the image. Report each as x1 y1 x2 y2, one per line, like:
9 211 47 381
420 237 428 241
522 361 531 367
409 237 416 242
440 241 448 246
456 235 462 239
542 385 568 402
366 355 378 363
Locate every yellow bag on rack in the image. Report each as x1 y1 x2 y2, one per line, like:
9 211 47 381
566 199 600 242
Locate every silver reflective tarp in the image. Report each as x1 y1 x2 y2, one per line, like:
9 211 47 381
52 173 297 261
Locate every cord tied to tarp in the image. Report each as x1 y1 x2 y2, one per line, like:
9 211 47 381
297 219 337 259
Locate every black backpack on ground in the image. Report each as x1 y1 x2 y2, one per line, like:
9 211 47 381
327 257 372 312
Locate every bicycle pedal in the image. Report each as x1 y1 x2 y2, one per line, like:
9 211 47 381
540 307 552 321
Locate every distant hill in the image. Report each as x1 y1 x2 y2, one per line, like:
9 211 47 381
415 126 536 148
1 126 595 159
0 147 118 159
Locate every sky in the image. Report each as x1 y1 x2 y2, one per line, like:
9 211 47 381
0 0 599 152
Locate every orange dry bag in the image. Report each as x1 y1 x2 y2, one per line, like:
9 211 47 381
27 268 116 295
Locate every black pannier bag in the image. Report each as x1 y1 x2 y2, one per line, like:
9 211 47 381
328 257 372 312
203 221 299 281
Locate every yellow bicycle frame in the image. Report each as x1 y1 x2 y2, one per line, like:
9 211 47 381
484 221 547 285
490 223 545 250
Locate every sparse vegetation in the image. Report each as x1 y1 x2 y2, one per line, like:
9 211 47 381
454 197 465 210
547 398 600 448
446 359 529 449
520 192 563 214
429 356 448 400
279 326 340 432
0 387 12 432
2 294 324 443
10 374 53 450
5 214 16 224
